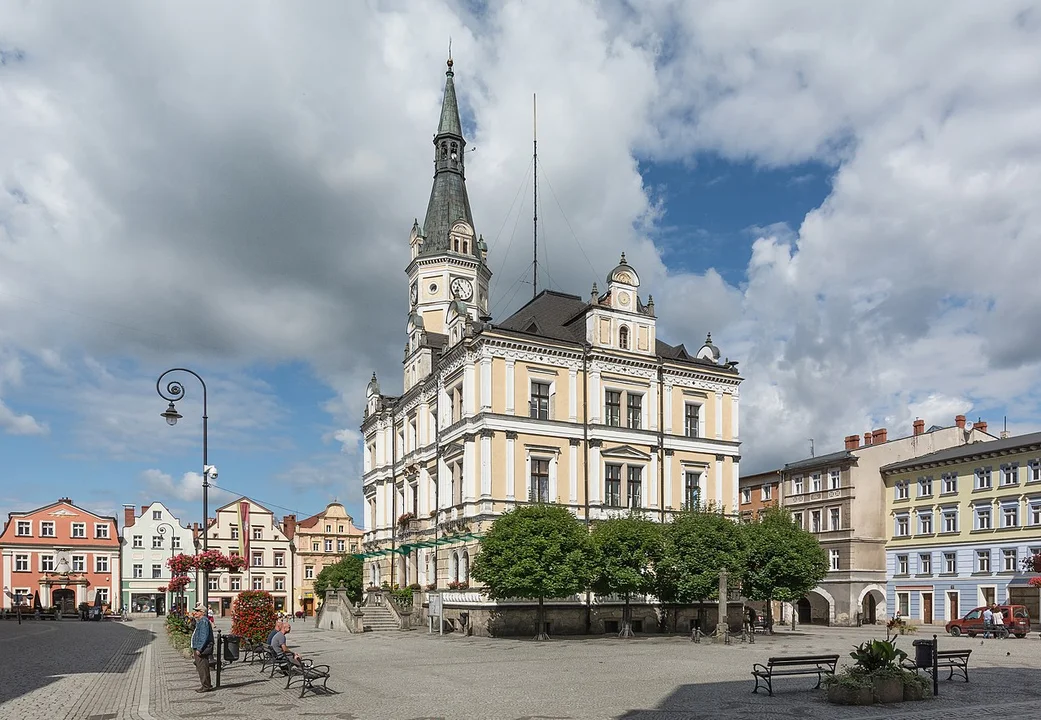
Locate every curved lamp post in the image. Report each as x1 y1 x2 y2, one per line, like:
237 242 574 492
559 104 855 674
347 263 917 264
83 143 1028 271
156 522 179 613
157 368 211 606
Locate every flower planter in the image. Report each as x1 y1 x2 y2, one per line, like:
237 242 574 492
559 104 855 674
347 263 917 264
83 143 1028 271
873 676 904 704
827 684 874 706
903 681 926 701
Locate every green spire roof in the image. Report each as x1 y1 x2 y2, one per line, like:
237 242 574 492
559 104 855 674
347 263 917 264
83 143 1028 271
437 59 463 138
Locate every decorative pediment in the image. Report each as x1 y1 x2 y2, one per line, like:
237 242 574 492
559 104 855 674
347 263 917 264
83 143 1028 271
49 509 78 517
601 444 652 461
443 442 464 460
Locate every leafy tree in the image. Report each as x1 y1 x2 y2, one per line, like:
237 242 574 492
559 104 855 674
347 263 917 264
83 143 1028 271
739 505 828 632
313 554 364 606
471 505 595 640
231 590 277 644
590 513 663 637
655 505 745 632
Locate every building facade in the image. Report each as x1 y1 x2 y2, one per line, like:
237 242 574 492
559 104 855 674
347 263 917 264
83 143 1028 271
120 502 197 616
881 428 1041 626
360 59 743 591
1 498 120 613
781 416 994 626
202 498 294 615
738 469 781 519
292 502 362 615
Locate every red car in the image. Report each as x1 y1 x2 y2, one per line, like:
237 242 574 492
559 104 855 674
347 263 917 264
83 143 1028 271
945 605 1031 638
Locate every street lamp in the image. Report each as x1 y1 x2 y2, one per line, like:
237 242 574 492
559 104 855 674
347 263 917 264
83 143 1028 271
156 523 178 614
157 367 210 606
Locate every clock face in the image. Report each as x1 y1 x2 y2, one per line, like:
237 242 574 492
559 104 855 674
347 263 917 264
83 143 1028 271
619 292 630 306
450 278 474 301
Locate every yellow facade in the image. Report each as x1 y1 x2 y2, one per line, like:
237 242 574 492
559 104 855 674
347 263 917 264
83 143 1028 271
291 502 362 615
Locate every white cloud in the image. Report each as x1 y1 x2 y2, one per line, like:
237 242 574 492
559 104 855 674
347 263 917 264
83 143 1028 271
141 468 236 508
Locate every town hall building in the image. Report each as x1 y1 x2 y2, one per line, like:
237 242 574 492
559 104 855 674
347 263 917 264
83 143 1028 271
360 59 743 592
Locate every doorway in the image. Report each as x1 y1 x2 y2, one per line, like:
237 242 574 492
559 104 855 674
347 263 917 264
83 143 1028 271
947 591 959 622
52 588 76 615
981 586 995 607
864 593 877 624
797 598 812 624
155 595 166 616
921 592 933 624
302 598 314 617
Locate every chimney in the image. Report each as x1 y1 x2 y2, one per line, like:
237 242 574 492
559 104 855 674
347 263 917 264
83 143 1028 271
58 497 72 505
844 435 861 450
123 504 137 529
913 419 925 436
972 420 988 434
955 414 966 429
863 432 873 446
872 428 888 444
282 514 297 540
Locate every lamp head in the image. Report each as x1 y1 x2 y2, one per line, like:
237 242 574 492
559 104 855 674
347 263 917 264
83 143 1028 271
161 402 182 426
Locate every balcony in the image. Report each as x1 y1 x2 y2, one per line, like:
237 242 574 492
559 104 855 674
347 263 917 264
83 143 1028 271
786 486 854 507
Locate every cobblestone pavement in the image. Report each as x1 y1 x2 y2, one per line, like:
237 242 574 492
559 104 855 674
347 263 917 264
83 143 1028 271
4 617 1041 719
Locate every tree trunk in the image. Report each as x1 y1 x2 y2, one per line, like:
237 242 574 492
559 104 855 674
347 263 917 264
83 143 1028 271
619 594 634 638
534 596 549 641
765 595 774 634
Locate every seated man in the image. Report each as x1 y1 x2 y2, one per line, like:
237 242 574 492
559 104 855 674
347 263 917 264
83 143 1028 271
270 620 303 668
266 620 283 645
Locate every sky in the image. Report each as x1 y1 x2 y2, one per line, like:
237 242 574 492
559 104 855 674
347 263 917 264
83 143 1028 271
2 1 1041 530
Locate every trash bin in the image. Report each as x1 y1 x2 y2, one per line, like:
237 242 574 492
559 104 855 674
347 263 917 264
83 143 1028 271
912 638 934 669
223 634 241 662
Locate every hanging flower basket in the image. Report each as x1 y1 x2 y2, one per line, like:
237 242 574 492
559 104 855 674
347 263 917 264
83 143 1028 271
1029 577 1041 588
223 554 247 572
167 553 197 575
158 586 168 593
194 550 226 572
167 576 191 592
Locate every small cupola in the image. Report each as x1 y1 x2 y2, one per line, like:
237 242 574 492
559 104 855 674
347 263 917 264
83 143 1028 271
695 333 721 363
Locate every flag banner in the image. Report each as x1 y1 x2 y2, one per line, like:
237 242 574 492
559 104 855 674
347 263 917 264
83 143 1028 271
240 501 251 560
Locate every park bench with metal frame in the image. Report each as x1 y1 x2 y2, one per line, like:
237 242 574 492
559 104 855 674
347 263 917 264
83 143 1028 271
751 654 839 696
903 648 971 682
285 659 332 698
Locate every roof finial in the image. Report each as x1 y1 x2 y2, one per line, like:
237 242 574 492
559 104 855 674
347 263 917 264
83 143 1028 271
447 37 453 71
619 252 627 265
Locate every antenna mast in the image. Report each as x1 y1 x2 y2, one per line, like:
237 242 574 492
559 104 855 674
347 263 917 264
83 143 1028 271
532 93 538 299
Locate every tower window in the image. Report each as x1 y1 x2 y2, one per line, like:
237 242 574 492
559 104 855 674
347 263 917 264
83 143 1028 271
619 326 629 349
462 240 468 254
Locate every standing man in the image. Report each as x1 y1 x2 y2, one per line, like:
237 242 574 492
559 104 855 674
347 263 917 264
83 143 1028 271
981 605 994 639
190 603 214 692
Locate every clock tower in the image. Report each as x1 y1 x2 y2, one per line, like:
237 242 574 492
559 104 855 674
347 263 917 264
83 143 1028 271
403 58 491 392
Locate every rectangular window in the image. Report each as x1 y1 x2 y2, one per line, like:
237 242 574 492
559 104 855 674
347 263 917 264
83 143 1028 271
1030 461 1041 483
71 523 86 538
811 473 822 492
96 556 109 573
338 525 344 533
895 515 909 537
793 476 804 495
305 566 315 580
605 391 621 427
15 520 31 536
252 551 264 567
133 564 143 579
1001 464 1018 486
275 552 286 567
897 592 910 616
941 472 958 494
324 539 332 552
529 381 550 420
605 465 622 507
811 510 822 533
684 404 700 438
1003 505 1019 528
172 536 181 549
919 553 932 575
152 535 163 549
944 552 957 574
1003 548 1018 571
918 477 933 497
1031 503 1041 526
230 525 239 540
943 509 958 533
96 588 109 604
975 506 992 530
975 468 992 490
897 555 909 575
312 542 320 552
252 577 264 590
152 564 162 579
684 473 700 509
40 555 54 572
761 484 772 501
530 458 550 503
627 466 642 509
895 481 909 500
741 487 751 504
72 555 85 572
626 393 642 430
829 507 840 530
325 524 332 533
133 535 143 548
976 550 991 573
252 527 263 540
152 510 161 520
336 540 345 553
829 549 840 570
14 554 29 572
919 512 933 534
40 521 55 537
274 577 285 591
792 512 803 529
829 469 841 490
208 577 218 591
230 577 241 591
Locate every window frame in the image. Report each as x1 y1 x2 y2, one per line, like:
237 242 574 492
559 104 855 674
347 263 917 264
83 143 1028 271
626 466 643 509
95 556 110 573
604 464 623 507
896 554 909 575
683 402 701 438
604 390 622 428
15 520 31 536
133 564 143 579
14 554 29 572
529 380 551 420
529 456 551 503
829 549 840 571
71 522 86 538
919 553 932 575
40 521 55 537
976 550 991 573
626 392 643 430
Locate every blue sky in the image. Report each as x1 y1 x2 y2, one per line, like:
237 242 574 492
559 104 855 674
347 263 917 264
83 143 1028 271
3 0 1041 530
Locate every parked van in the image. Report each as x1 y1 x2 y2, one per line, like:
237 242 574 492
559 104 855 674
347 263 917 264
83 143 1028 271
945 605 1031 638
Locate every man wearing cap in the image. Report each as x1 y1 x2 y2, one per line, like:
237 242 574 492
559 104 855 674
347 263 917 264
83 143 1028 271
190 603 214 692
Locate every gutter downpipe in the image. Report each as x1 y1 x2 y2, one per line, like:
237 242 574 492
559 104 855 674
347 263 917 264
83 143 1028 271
658 358 665 523
390 406 398 588
433 373 441 588
582 343 592 634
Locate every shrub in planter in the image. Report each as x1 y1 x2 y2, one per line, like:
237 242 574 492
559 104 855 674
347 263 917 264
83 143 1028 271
823 670 873 706
848 638 909 704
231 590 277 644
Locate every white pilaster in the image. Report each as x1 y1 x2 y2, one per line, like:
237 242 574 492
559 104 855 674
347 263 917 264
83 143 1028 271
715 456 723 508
549 455 558 503
589 443 601 504
589 371 602 423
524 450 532 501
569 441 579 504
463 363 475 417
506 433 516 500
463 437 476 501
419 466 430 515
730 392 739 441
438 385 450 429
505 360 515 414
480 358 492 411
715 392 723 440
664 453 673 510
731 459 740 516
480 432 492 497
664 384 673 433
568 369 578 421
648 382 658 431
439 457 451 509
649 452 658 508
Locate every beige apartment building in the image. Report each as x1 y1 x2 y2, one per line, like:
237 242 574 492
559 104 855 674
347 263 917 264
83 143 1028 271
291 502 362 616
781 416 995 626
360 59 743 590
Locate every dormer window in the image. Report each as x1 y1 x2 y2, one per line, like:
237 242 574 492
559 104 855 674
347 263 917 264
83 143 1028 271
619 326 630 350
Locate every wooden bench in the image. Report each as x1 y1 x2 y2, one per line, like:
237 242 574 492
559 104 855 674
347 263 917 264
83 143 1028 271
903 648 971 682
751 654 839 696
285 660 332 698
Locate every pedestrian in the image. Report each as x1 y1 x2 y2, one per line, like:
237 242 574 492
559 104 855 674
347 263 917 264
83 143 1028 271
270 620 304 668
190 603 214 692
982 605 994 639
992 606 1005 638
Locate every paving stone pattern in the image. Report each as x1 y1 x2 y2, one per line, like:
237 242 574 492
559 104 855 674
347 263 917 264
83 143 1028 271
3 617 1041 719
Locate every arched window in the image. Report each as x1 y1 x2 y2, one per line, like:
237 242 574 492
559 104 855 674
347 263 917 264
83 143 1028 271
454 237 460 252
440 142 448 159
462 240 468 254
451 552 460 583
461 551 470 584
619 325 630 350
450 142 458 160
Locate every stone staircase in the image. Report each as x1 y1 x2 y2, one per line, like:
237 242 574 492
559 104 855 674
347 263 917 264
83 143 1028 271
361 603 400 632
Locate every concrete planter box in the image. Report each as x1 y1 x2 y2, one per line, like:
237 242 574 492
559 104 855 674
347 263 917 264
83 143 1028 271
872 676 904 704
826 684 873 706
